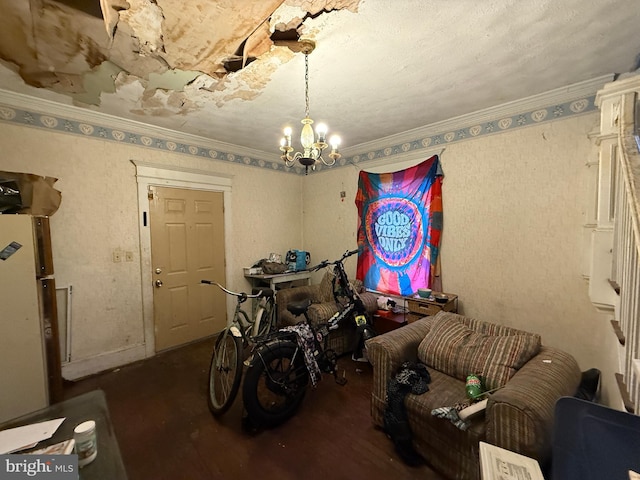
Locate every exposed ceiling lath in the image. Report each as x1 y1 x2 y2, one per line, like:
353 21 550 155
0 0 355 110
0 1 637 156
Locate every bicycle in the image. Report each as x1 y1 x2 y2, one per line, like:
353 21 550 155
241 249 377 428
200 280 277 416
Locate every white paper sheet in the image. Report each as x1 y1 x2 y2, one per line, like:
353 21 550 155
0 418 65 454
479 441 545 480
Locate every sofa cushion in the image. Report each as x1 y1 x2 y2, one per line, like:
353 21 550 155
405 368 487 476
417 313 541 390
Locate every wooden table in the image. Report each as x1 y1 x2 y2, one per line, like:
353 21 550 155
245 270 312 290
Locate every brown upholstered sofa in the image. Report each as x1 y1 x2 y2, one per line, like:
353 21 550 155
276 270 378 355
366 311 581 480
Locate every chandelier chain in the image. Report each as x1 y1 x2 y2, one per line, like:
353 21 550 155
304 53 310 118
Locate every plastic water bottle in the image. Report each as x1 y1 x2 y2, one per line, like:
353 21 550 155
465 374 483 399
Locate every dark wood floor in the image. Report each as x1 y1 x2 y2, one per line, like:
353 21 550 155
63 337 445 480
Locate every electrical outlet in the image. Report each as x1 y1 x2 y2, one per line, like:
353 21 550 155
125 251 134 262
112 250 122 263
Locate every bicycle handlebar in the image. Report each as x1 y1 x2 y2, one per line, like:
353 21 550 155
200 280 266 300
308 248 360 271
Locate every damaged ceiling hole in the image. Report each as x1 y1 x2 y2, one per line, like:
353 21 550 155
7 1 355 110
51 0 103 18
223 27 300 74
270 28 301 43
221 6 343 75
222 37 257 73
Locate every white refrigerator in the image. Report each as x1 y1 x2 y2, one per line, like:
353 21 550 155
0 214 62 423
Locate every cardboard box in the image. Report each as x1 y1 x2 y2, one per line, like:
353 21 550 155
0 171 61 216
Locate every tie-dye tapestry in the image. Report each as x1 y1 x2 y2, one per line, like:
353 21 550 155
355 155 443 296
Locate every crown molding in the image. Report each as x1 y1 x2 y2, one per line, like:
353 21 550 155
339 146 447 173
0 73 616 175
343 74 614 157
0 88 273 162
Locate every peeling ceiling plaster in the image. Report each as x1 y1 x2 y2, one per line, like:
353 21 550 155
0 0 639 157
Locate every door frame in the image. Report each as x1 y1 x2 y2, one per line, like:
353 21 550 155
132 160 233 357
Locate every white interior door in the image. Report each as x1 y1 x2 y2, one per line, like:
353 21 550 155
149 186 226 351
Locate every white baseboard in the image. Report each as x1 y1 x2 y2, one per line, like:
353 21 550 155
62 344 148 381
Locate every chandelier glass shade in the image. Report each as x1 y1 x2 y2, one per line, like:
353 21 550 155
279 39 341 174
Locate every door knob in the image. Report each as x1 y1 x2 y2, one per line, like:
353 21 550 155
155 280 163 288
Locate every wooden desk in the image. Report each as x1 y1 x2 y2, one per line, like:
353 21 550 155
245 271 312 290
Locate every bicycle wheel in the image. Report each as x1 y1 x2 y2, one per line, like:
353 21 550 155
208 330 243 415
242 340 309 428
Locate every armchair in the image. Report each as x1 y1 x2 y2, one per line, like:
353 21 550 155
366 312 581 479
276 270 378 355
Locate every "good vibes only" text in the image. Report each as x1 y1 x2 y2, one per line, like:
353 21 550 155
374 210 412 252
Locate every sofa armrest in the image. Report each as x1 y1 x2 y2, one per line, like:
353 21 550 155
486 346 581 462
366 316 436 425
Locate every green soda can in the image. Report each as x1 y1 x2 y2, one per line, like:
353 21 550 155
466 374 483 399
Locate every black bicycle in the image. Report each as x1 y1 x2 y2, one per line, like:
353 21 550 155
241 249 377 428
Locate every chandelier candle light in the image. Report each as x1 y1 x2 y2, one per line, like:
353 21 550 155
279 39 341 174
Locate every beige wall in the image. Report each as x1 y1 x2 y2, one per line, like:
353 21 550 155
0 110 622 406
303 113 620 407
0 122 302 369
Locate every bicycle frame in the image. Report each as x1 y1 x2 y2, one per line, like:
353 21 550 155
260 249 373 375
241 249 377 427
229 305 252 340
201 280 276 417
201 280 275 344
319 250 369 330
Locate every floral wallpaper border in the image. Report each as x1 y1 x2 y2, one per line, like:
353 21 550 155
0 96 596 175
336 97 596 169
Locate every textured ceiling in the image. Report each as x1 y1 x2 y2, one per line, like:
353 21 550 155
1 0 639 157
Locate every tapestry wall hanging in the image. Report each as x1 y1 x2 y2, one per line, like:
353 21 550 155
355 155 443 296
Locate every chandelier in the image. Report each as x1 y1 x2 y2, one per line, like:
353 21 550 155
279 39 341 175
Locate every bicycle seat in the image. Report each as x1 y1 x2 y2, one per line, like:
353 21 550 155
251 287 274 298
287 299 311 316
